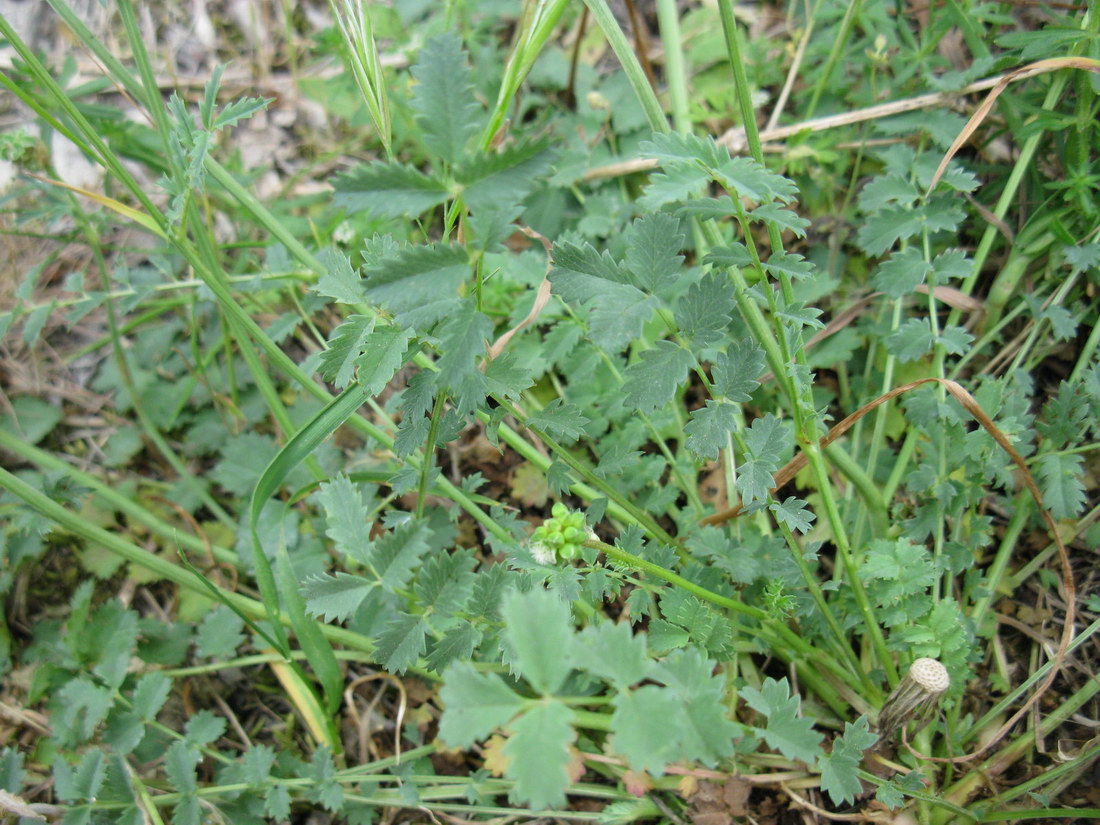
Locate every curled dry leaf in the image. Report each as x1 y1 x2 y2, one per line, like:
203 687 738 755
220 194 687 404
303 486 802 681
485 225 554 363
685 778 752 825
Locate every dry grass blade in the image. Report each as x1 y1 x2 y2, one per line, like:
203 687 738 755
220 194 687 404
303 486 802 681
0 790 50 821
928 57 1100 192
702 377 1076 766
344 672 409 766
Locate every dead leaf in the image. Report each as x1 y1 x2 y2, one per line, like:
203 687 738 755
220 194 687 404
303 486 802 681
510 461 550 508
684 778 751 825
623 769 653 797
486 225 554 362
0 790 45 821
677 774 699 797
722 777 751 817
482 734 510 776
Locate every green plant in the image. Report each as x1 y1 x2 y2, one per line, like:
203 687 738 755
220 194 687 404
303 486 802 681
0 0 1098 823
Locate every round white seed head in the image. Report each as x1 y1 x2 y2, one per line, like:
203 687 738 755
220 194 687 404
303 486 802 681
909 658 950 695
529 541 556 565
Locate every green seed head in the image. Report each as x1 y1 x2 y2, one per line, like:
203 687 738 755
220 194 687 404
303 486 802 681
527 504 590 564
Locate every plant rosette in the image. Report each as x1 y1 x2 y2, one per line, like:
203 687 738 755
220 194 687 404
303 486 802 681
528 503 596 564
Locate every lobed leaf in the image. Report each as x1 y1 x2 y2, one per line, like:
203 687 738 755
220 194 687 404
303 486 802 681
333 161 451 218
621 341 695 414
740 677 823 764
438 661 526 746
501 587 574 695
410 33 480 166
684 401 739 461
301 572 375 622
503 700 576 810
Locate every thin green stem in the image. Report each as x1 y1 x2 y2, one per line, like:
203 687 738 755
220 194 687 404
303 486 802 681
804 0 862 118
416 391 448 519
655 0 690 133
581 0 668 135
586 538 863 708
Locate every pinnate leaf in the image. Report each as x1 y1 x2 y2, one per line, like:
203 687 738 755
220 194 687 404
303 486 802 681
373 611 427 673
716 157 798 204
213 96 271 131
763 252 814 280
426 623 482 672
164 741 201 795
610 686 683 773
571 622 648 690
623 213 685 292
872 247 931 298
652 647 738 765
320 315 375 389
703 243 753 269
675 271 734 348
356 324 413 396
638 166 708 209
1037 452 1086 520
770 497 815 533
641 131 730 168
857 207 924 257
241 745 276 786
886 318 935 362
750 203 810 237
745 413 787 462
195 605 245 659
370 522 431 592
316 473 372 559
676 195 735 220
933 248 971 281
436 305 493 386
458 140 557 210
184 711 226 746
550 240 658 351
859 175 919 212
362 243 468 327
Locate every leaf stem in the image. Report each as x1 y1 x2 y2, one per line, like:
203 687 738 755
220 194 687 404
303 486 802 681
417 391 449 519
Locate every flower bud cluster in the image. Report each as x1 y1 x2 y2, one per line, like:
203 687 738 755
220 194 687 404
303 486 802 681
529 503 591 564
